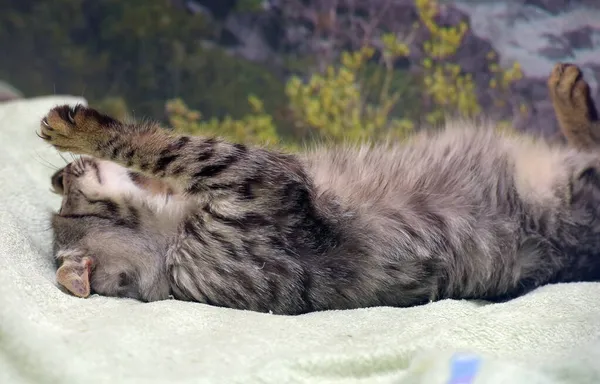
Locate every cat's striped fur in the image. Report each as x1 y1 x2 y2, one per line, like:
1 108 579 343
42 63 600 314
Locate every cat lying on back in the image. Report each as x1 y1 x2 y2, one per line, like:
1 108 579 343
40 63 600 315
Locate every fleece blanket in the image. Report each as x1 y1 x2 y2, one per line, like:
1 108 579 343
1 96 600 384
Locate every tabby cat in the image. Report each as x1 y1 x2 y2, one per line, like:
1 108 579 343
40 63 600 315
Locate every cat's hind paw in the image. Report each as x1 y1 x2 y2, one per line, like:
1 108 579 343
548 63 598 123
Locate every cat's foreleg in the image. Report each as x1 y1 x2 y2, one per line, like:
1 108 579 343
37 105 292 195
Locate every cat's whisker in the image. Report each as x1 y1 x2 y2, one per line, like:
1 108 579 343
32 151 60 170
58 151 70 165
68 153 80 163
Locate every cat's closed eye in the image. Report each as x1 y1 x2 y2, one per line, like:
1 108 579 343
51 169 65 195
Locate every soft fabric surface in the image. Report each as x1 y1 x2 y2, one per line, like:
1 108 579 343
1 96 599 384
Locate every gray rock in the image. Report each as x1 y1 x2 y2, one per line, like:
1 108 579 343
538 35 574 60
524 0 571 14
452 0 600 136
564 26 596 50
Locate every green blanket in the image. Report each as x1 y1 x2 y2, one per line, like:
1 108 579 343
1 96 599 384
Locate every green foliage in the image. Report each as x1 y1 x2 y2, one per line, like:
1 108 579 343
417 0 479 124
178 46 286 120
234 0 264 13
168 36 417 145
166 96 282 147
0 0 286 121
168 0 524 145
285 44 415 143
415 0 523 126
92 96 130 122
1 0 523 147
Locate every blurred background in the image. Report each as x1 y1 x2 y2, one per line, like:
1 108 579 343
1 0 599 148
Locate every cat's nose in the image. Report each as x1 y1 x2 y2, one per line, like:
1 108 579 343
51 168 66 195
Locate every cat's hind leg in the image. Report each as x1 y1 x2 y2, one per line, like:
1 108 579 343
548 63 600 150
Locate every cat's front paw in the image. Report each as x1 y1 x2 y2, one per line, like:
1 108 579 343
548 63 597 123
38 104 118 154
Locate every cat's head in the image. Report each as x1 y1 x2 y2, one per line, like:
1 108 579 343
49 157 172 302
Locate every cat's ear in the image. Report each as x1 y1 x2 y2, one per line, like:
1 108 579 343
56 255 93 298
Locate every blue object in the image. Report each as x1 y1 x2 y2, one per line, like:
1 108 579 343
447 353 482 384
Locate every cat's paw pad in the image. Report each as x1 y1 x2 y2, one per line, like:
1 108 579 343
548 63 595 121
38 104 116 154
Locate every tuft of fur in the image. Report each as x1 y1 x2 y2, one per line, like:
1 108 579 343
42 63 600 315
